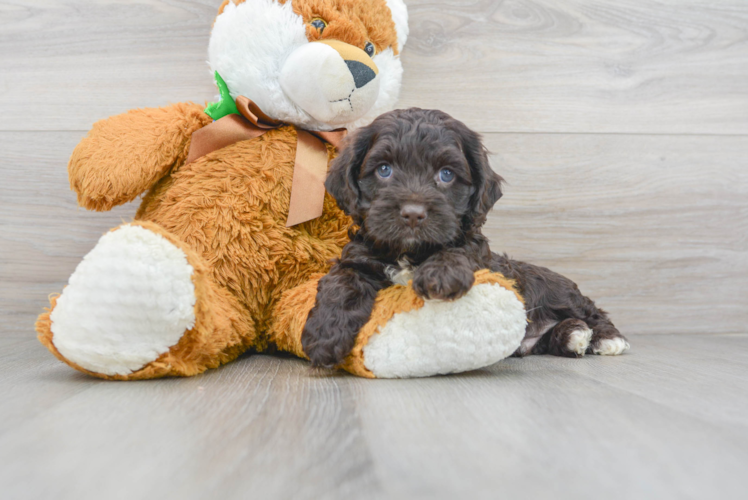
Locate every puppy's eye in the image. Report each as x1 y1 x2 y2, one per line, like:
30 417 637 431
376 164 393 179
364 42 376 57
439 168 456 183
310 18 327 32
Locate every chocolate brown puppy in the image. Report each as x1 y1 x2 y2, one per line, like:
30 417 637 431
302 108 629 368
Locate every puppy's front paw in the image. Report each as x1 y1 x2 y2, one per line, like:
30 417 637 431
304 339 345 369
301 310 359 369
413 264 475 301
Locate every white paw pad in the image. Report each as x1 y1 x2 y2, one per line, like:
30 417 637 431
593 337 630 356
50 225 196 376
567 327 593 356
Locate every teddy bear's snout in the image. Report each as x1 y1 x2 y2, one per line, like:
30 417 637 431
279 40 381 125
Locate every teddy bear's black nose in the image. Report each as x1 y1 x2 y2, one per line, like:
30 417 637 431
345 60 377 88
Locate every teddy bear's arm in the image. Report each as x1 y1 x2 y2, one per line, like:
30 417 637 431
68 102 213 211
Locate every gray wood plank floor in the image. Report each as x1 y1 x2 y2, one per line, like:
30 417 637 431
1 333 747 500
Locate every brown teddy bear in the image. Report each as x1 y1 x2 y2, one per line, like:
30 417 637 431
36 0 527 380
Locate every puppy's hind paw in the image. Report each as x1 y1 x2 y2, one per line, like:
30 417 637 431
548 319 592 358
592 337 630 356
567 327 593 356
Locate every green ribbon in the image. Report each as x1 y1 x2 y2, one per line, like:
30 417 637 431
204 71 239 121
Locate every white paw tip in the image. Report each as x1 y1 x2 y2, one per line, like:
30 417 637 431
593 337 630 356
50 225 196 376
567 327 593 355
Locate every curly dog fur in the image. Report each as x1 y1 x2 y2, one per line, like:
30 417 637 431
302 108 628 368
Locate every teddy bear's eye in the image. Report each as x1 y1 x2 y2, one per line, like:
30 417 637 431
364 42 376 57
310 18 327 33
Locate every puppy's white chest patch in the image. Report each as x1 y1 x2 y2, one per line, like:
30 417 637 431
385 259 417 286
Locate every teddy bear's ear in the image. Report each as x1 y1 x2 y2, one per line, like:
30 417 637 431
385 0 410 53
325 127 377 218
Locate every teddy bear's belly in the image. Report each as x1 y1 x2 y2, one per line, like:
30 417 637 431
134 135 351 330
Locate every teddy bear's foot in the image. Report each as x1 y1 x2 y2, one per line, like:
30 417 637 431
270 271 528 379
358 273 527 378
43 224 197 376
36 221 257 380
37 222 255 379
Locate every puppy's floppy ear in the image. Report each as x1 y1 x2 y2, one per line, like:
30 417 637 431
325 125 376 216
449 119 503 221
474 157 504 216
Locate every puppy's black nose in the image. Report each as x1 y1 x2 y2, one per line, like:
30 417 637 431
400 204 427 228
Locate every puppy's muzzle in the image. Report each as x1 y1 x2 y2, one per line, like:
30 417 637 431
280 40 380 125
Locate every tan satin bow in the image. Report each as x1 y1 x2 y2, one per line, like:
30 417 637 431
185 96 347 227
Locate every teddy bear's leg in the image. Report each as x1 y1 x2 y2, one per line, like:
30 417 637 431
36 221 255 380
268 270 528 379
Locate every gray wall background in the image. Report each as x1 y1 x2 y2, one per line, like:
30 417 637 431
1 0 746 336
